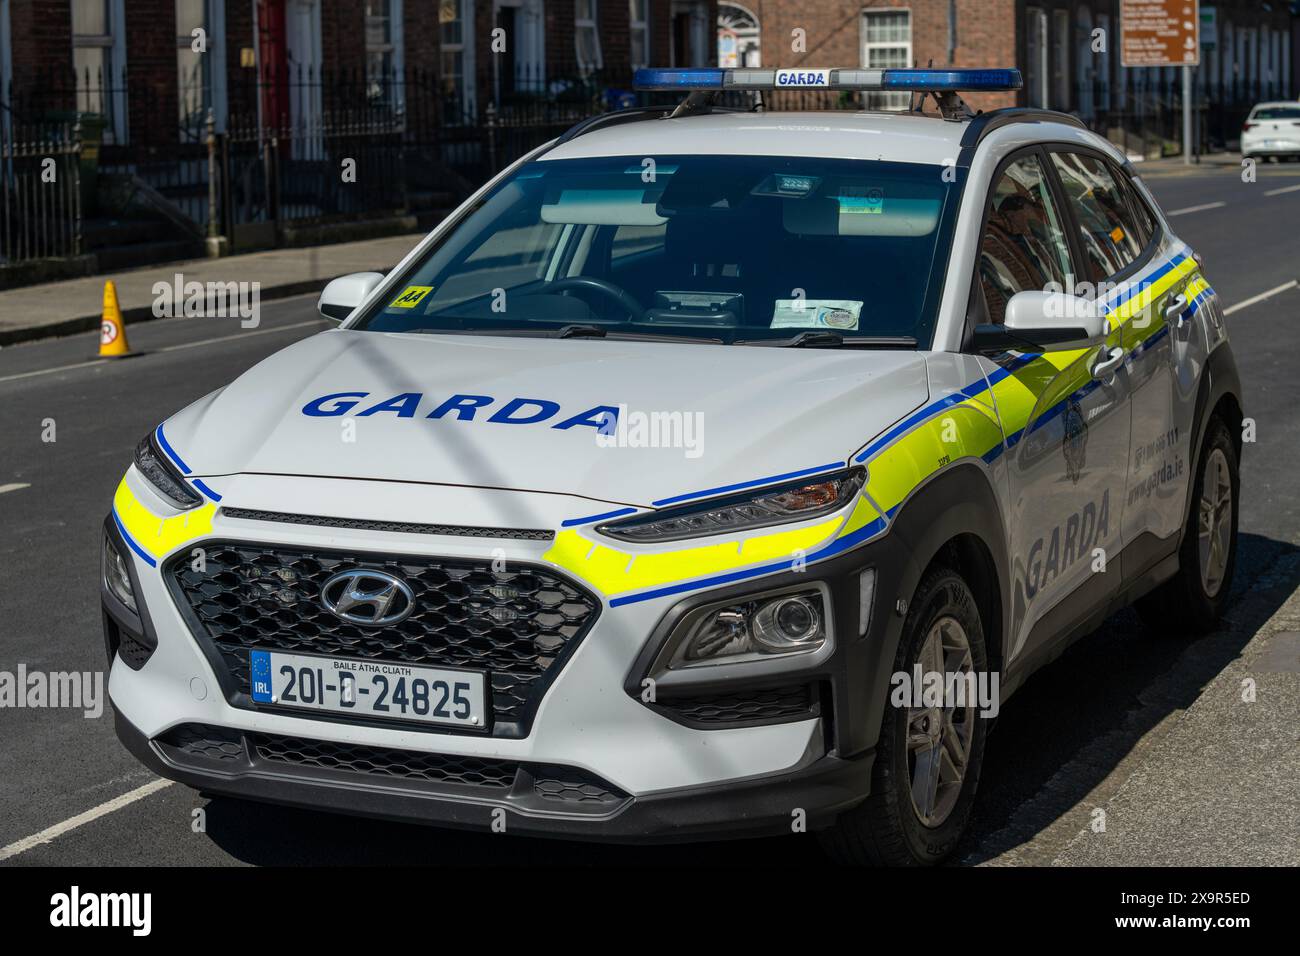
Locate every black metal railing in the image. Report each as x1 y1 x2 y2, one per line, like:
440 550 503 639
0 114 82 267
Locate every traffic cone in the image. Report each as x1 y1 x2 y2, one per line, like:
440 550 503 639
98 280 132 358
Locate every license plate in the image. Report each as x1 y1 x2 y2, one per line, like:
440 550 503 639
249 650 487 729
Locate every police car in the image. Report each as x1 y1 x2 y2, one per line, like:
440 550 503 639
102 68 1243 865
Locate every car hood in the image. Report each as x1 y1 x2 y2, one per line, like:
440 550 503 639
165 329 929 509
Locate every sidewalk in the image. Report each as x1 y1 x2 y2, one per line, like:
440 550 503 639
1131 150 1242 176
0 233 423 347
976 547 1300 867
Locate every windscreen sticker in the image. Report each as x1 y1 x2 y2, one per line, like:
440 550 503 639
838 186 884 215
388 285 433 309
771 299 863 330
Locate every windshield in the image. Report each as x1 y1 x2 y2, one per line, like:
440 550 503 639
353 154 962 346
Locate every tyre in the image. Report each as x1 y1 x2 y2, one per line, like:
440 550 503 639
1137 415 1239 636
819 566 989 866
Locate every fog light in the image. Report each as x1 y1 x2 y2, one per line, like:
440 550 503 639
673 589 827 667
103 534 136 612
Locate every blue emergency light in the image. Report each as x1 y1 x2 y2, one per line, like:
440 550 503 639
633 67 1022 93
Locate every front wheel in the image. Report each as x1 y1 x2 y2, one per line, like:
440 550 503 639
1137 415 1239 636
819 567 989 866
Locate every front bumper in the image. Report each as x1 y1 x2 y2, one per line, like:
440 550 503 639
104 473 912 841
114 710 873 842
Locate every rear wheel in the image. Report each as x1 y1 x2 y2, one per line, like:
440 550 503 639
1137 415 1239 636
819 566 988 866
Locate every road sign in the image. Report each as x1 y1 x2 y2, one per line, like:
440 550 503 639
1200 6 1217 51
1120 0 1200 67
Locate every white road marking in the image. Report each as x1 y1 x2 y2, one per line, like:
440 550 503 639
1224 279 1300 316
1166 201 1226 216
0 319 323 385
0 778 173 861
0 482 31 495
1263 183 1300 197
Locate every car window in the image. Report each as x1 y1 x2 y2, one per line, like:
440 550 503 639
1115 172 1156 247
1250 106 1300 120
1049 151 1145 282
977 153 1074 325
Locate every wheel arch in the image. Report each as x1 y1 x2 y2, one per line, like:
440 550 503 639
881 462 1011 694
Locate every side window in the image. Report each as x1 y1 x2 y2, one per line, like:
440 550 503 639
1117 172 1157 247
978 153 1074 325
1048 151 1145 282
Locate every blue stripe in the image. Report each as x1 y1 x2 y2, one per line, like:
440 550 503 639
853 391 972 464
652 462 844 507
112 509 157 568
561 507 637 527
154 424 192 475
191 479 223 502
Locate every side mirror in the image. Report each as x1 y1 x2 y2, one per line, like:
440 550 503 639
318 272 384 322
971 290 1108 355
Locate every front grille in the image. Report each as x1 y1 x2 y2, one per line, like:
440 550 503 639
166 544 600 735
155 723 625 808
251 733 518 787
220 508 554 542
656 683 817 725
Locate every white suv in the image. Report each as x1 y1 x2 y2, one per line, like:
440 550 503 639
103 69 1243 865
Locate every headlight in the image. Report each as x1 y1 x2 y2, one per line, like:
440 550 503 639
668 589 828 668
134 432 202 509
103 533 137 612
598 467 865 542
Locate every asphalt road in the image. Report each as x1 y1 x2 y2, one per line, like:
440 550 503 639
1 163 1297 866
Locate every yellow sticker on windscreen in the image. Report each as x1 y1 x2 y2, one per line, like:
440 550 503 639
389 285 433 309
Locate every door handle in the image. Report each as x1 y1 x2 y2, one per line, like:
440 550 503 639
1164 293 1189 326
1092 346 1125 381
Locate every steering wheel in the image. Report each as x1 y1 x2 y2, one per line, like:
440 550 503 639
546 276 645 322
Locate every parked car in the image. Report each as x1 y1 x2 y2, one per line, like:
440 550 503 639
103 68 1243 865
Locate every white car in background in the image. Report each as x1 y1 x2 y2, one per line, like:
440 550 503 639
1241 102 1300 162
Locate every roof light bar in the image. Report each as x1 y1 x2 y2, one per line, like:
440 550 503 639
633 67 1022 93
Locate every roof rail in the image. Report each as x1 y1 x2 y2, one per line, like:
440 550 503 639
555 105 673 145
959 108 1087 148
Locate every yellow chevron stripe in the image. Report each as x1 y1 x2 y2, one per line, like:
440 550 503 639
543 515 844 598
113 477 216 560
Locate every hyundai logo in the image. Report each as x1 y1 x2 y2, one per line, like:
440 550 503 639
319 569 415 626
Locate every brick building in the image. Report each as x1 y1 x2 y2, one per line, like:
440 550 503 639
715 1 1297 145
0 1 719 144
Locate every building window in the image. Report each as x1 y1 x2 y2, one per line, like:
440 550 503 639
365 0 401 105
861 9 911 110
575 0 602 75
717 2 760 68
629 0 650 70
176 0 212 138
440 0 468 117
72 0 114 109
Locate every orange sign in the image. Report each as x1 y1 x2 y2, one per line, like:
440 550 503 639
1121 0 1200 67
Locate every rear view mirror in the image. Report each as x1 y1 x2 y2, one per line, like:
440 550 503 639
972 290 1107 354
318 272 384 322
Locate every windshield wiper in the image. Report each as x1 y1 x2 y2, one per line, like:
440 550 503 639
556 324 608 338
736 331 919 349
